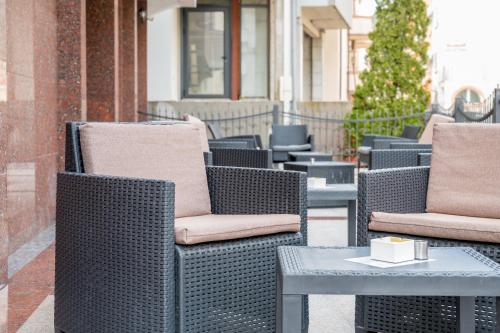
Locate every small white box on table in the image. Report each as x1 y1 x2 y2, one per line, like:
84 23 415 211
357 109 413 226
307 177 326 188
370 237 415 263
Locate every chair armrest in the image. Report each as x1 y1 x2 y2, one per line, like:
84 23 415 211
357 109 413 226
208 140 249 149
372 138 417 149
418 153 432 166
204 151 213 166
362 134 402 147
389 142 432 150
223 135 261 149
210 148 272 169
55 172 175 332
357 167 429 245
206 166 307 240
307 134 315 150
369 149 432 170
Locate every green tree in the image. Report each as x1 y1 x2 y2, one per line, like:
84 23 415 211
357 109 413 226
345 0 430 147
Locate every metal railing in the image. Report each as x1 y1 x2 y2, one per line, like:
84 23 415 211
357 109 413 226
444 88 500 123
142 104 427 160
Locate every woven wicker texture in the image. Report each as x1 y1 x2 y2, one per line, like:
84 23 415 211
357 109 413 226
370 149 432 170
176 233 303 333
418 153 432 166
206 166 308 242
357 166 499 332
55 173 176 333
210 148 272 169
389 143 433 150
57 122 309 332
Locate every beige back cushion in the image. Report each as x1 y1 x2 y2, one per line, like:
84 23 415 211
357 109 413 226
426 123 500 218
79 123 212 218
182 115 210 152
418 114 455 144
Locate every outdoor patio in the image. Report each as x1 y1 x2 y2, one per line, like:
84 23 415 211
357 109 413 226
2 0 500 332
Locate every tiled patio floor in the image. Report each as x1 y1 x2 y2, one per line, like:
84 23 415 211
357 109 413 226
10 208 354 333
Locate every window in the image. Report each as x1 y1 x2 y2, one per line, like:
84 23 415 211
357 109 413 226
183 7 230 98
240 3 268 98
182 1 269 99
456 88 482 103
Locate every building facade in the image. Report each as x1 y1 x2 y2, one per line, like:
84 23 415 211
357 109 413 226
147 0 354 115
428 0 500 108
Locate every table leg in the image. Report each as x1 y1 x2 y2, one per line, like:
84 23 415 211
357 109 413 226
277 294 303 333
457 296 475 333
348 199 357 246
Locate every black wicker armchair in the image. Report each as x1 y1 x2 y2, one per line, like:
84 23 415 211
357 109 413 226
207 122 263 149
270 125 314 163
357 125 420 168
356 123 500 332
55 122 308 333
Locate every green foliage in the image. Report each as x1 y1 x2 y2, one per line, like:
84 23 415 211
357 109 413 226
345 0 430 146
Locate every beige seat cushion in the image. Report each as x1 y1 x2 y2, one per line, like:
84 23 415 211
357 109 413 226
426 123 500 219
370 212 500 243
182 115 210 152
418 114 454 144
175 214 300 245
79 122 212 218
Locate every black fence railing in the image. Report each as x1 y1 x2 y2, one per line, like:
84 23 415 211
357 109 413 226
436 88 500 123
141 105 428 160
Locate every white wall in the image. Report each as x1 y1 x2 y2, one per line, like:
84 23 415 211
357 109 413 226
430 0 500 108
147 2 181 101
321 29 348 101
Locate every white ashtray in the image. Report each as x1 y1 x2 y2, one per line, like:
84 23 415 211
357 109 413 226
307 177 326 188
370 237 415 263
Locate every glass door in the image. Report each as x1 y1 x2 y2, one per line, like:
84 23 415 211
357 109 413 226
183 7 230 98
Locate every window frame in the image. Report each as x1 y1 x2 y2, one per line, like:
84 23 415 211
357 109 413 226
181 6 232 99
239 1 270 99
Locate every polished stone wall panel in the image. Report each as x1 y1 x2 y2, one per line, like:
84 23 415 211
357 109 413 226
0 0 7 296
137 0 147 119
5 0 58 255
86 0 115 121
118 0 137 122
56 0 85 169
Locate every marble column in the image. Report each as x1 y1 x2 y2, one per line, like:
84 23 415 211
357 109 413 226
86 0 115 121
57 0 87 169
118 0 138 122
0 0 8 329
137 0 147 120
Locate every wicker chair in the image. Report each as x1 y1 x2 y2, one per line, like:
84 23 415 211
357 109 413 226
210 148 273 169
207 122 263 149
369 148 432 170
357 125 421 168
356 123 500 332
362 114 455 170
270 125 314 163
55 122 308 333
356 167 499 332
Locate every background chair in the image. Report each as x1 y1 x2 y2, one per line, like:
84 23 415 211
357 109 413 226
357 124 421 168
207 122 263 149
270 124 314 163
361 114 454 170
56 122 308 333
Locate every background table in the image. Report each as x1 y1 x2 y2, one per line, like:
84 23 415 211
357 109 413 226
277 247 500 333
288 151 333 162
284 161 355 184
308 184 357 245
